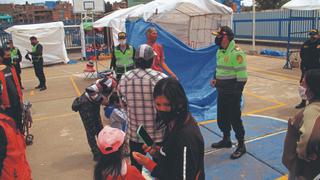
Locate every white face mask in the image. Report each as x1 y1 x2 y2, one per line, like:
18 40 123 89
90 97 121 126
119 40 126 45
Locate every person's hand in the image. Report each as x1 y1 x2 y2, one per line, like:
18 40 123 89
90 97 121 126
171 73 179 81
101 95 109 106
132 152 157 172
210 79 216 87
307 153 318 161
142 144 160 157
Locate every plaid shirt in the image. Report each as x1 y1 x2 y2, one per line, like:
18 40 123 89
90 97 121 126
119 68 167 143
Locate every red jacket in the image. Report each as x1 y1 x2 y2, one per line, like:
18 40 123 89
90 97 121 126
0 66 23 109
106 164 145 180
0 113 31 180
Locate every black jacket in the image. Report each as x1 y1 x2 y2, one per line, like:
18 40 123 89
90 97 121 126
151 115 205 180
300 38 320 72
0 126 7 175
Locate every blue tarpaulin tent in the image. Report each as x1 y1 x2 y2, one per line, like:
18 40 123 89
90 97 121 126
126 19 218 122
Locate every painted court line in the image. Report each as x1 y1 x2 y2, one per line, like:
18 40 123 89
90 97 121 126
33 112 77 122
204 129 286 156
244 91 287 105
199 91 286 125
275 174 288 180
70 76 81 97
32 77 81 122
248 67 300 80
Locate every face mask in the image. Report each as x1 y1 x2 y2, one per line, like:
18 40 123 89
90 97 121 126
119 39 126 45
148 34 158 43
215 35 223 46
156 111 177 127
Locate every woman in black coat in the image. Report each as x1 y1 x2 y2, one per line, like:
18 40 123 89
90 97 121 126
133 77 205 180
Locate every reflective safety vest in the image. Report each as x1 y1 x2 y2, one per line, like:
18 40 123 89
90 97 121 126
114 45 134 73
0 113 32 180
0 67 23 109
10 48 19 64
216 40 248 82
31 44 42 62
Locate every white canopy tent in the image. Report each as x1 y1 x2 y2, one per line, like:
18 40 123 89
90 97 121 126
94 4 144 46
5 21 69 68
282 0 320 10
94 0 233 48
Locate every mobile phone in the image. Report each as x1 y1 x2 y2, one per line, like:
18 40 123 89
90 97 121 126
137 125 154 147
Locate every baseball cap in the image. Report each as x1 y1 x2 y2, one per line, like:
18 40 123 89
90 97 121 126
118 32 126 39
97 126 125 155
309 29 319 36
134 44 155 61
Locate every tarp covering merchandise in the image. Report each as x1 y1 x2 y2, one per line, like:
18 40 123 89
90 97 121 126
126 19 218 122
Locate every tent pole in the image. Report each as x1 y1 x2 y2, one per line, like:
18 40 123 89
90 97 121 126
93 11 98 74
188 17 192 48
284 9 292 69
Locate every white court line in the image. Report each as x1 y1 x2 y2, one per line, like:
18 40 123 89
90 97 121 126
204 115 288 156
246 114 288 123
205 130 287 156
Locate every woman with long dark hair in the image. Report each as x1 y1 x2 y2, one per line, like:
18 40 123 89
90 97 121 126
94 126 145 180
283 69 320 180
133 77 205 180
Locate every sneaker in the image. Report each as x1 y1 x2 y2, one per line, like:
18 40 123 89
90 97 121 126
211 139 232 149
39 86 47 91
230 144 246 159
295 101 306 109
35 85 41 89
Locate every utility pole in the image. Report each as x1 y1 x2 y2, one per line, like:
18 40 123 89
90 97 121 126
252 0 256 54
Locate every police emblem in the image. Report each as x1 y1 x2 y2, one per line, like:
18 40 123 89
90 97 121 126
236 55 243 64
224 56 229 62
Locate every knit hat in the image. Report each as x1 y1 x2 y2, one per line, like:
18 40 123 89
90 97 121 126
97 78 116 95
97 126 125 155
212 26 234 41
87 60 94 67
134 44 155 61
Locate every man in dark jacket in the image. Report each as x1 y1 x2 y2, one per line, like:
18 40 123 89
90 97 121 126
27 36 47 91
296 29 320 108
72 77 116 161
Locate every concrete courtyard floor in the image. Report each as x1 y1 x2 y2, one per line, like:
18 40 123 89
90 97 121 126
23 53 301 180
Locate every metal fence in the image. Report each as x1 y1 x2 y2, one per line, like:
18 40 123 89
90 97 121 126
233 9 320 42
2 10 320 48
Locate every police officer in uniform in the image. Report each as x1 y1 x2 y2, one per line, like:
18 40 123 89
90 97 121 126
27 36 46 91
110 32 135 81
295 29 320 109
7 40 23 89
210 26 248 159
